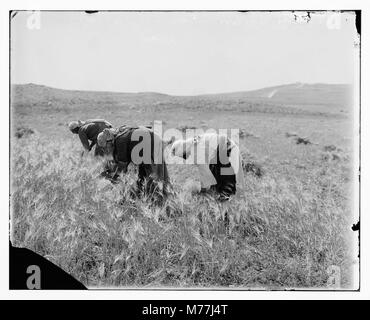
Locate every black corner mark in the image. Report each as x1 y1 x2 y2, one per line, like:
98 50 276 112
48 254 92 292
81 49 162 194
355 10 361 36
9 242 86 290
10 11 18 20
293 11 311 23
352 221 360 231
352 221 360 259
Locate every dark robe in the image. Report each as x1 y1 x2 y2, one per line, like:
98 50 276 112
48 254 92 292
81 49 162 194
109 126 170 196
209 138 236 201
78 119 113 156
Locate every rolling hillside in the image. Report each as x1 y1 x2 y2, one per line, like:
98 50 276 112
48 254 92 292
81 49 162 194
200 83 353 107
11 82 353 111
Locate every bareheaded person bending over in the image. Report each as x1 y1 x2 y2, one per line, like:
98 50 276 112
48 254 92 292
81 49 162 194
171 132 245 201
68 119 113 157
97 125 170 198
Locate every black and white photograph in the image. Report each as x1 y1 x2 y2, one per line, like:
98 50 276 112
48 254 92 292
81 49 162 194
8 10 360 291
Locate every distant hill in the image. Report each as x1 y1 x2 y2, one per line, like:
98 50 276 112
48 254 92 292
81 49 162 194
11 83 169 104
200 83 353 107
11 82 353 116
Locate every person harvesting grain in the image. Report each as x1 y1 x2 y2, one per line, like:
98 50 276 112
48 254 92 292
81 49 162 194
97 125 170 199
68 119 113 156
171 132 245 201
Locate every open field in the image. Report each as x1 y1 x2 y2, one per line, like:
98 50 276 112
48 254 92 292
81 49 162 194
10 83 357 288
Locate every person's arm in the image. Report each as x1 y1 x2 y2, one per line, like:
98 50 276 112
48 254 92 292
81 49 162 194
89 140 96 151
112 161 129 180
78 129 91 151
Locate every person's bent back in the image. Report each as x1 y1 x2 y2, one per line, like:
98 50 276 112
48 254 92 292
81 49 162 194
68 119 113 156
97 125 170 200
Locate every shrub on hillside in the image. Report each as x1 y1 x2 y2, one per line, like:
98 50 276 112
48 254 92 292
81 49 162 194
295 137 311 145
239 129 258 139
240 151 264 178
177 125 197 133
15 126 35 139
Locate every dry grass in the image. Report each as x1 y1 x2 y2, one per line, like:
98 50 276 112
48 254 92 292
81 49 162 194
10 134 355 289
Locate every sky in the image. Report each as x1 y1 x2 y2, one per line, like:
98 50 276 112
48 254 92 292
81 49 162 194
11 11 358 95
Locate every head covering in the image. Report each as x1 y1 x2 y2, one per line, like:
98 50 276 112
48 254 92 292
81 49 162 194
68 120 83 132
97 128 115 148
171 137 195 159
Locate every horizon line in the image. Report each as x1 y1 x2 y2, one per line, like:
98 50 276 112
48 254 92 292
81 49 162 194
11 81 353 97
